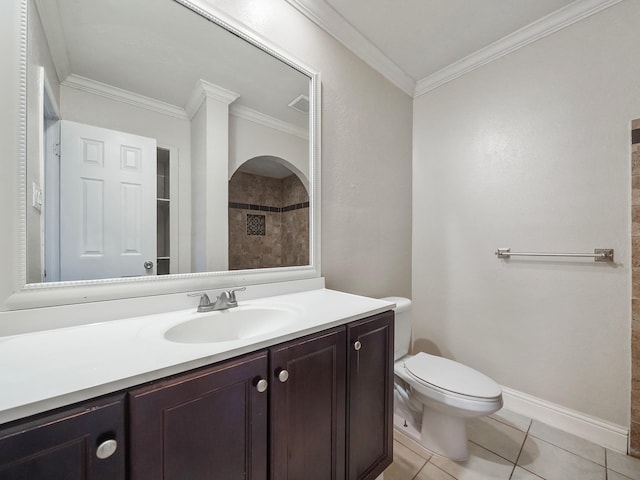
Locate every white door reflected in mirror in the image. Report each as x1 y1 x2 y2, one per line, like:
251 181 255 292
57 121 157 281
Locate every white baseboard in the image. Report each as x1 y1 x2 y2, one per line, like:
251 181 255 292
501 386 628 453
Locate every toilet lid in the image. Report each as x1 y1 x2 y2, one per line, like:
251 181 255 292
404 352 501 399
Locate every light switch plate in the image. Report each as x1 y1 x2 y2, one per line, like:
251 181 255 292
32 182 43 211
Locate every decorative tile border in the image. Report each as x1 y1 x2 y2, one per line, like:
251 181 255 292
229 201 309 213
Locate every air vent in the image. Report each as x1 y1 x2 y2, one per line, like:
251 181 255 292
288 94 309 114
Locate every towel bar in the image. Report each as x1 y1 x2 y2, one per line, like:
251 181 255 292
495 248 614 262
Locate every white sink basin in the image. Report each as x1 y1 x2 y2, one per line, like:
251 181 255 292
164 304 300 344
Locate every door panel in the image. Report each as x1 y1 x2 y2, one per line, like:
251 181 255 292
129 351 268 480
347 312 394 480
270 327 346 480
0 394 126 480
59 120 156 280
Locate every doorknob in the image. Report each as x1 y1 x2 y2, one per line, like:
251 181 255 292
144 261 154 270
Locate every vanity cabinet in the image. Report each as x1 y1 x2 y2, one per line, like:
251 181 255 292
0 394 126 480
128 350 269 480
0 310 393 480
270 326 347 480
347 311 394 480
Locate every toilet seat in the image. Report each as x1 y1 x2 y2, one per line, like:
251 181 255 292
403 352 502 401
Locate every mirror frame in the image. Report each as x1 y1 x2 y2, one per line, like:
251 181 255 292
9 0 321 309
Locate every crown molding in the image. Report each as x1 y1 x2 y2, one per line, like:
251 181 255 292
184 79 240 119
231 105 309 140
414 0 624 96
284 0 415 97
285 0 621 99
61 74 189 119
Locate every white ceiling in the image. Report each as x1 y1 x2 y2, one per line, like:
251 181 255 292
286 0 622 96
36 0 310 129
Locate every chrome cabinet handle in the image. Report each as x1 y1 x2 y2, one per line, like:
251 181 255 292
96 439 118 459
353 341 362 351
277 369 289 383
256 379 268 393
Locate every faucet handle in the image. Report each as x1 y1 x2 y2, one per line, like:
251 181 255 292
226 287 246 303
187 292 211 307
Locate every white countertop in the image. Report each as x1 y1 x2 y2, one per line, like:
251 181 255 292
0 288 394 425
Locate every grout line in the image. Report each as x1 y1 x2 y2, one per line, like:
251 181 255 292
490 414 532 434
511 418 533 477
527 431 606 468
429 461 457 480
467 437 526 468
409 458 428 480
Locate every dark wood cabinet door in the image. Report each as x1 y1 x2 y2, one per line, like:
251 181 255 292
270 327 347 480
347 311 394 480
128 350 268 480
0 394 126 480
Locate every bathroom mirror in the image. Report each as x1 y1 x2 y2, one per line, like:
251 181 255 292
14 0 320 307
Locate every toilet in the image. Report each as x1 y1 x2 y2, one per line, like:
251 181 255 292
382 297 503 461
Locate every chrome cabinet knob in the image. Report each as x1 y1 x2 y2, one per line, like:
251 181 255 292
353 341 362 351
277 369 289 383
256 379 268 393
96 439 118 459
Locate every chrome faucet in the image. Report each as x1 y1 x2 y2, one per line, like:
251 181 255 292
188 287 246 312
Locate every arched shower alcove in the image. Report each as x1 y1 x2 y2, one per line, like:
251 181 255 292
228 156 309 270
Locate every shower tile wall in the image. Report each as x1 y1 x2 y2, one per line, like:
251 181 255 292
281 174 309 267
632 118 640 456
229 171 309 270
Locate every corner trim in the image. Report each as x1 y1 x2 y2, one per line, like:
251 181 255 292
61 74 189 120
415 0 623 96
184 78 240 119
283 0 415 97
502 386 628 453
230 104 309 140
284 0 621 98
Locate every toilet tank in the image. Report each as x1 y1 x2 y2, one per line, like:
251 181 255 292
380 297 412 361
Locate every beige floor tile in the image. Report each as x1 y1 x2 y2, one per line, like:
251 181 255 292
429 442 514 480
384 441 428 480
608 470 634 480
394 429 434 461
510 467 544 479
517 436 605 480
527 420 604 466
414 462 456 480
607 449 640 480
490 409 532 433
467 416 526 463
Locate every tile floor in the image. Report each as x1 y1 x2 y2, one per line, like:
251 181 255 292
385 409 640 480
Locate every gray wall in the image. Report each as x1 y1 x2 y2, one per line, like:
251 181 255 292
413 0 638 426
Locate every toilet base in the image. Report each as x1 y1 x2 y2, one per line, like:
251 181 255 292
420 405 469 461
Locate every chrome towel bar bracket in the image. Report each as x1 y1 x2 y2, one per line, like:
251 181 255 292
495 248 614 262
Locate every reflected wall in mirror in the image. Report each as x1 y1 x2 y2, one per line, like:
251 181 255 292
25 0 313 285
